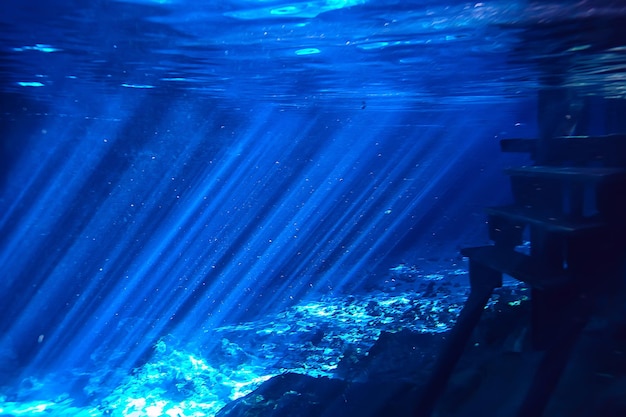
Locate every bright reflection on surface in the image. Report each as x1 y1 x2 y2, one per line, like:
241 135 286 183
295 48 321 55
225 0 367 19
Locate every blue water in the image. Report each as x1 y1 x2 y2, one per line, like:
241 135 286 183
1 1 625 416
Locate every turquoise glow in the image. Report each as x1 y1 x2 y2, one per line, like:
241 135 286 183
295 47 321 55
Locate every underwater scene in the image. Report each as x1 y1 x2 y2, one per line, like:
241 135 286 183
2 1 626 416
